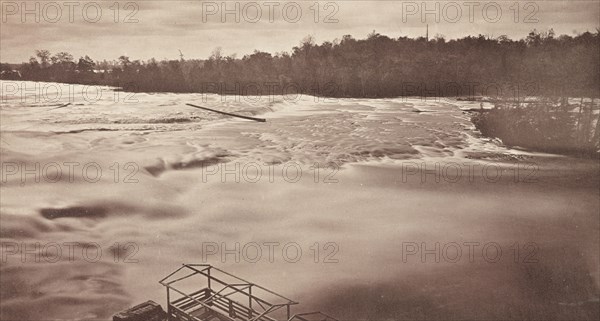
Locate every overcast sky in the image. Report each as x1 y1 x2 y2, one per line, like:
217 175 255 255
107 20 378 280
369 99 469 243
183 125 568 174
1 0 599 63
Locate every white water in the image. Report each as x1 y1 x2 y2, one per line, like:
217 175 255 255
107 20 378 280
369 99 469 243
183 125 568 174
1 81 598 320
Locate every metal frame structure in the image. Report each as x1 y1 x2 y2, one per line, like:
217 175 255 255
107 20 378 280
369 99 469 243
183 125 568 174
160 264 330 321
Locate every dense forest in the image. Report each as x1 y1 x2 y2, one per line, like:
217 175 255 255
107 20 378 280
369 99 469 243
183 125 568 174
472 97 599 157
2 29 599 99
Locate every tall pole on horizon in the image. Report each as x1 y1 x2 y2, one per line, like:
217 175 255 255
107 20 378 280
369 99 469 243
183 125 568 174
426 24 429 41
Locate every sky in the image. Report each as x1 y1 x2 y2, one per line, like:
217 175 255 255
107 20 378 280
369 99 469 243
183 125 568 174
1 0 599 63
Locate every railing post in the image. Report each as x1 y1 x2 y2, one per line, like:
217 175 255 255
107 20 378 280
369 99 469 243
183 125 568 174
287 304 291 320
166 287 171 321
249 285 253 319
207 267 211 290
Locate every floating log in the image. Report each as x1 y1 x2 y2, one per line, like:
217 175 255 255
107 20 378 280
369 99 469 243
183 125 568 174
462 108 492 113
48 103 71 110
186 103 266 122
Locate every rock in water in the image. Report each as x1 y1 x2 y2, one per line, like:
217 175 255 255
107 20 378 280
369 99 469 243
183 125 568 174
113 300 166 321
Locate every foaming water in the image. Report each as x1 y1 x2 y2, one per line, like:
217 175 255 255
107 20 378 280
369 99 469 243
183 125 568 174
1 82 525 164
1 81 598 320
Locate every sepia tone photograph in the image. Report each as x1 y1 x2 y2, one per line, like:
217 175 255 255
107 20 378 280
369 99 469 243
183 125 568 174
0 0 599 320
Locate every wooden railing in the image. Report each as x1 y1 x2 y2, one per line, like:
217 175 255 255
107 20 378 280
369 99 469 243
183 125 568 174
160 264 302 321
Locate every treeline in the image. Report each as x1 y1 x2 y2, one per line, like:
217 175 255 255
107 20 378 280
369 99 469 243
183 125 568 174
1 29 599 99
472 98 599 157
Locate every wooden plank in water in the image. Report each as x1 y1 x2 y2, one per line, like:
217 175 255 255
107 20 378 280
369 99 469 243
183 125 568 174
462 108 492 113
186 103 266 122
48 103 71 110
